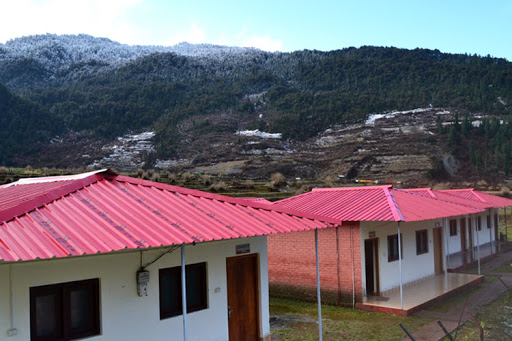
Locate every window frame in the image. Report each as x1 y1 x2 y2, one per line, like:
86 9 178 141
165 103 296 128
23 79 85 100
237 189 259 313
387 234 403 262
416 229 429 255
159 262 208 320
487 215 491 229
30 278 100 341
449 219 457 236
477 216 482 231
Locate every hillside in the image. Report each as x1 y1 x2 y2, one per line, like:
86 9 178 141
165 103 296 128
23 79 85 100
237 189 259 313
1 34 511 185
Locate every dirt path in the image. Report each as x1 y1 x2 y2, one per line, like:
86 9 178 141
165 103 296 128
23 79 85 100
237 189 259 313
403 245 512 341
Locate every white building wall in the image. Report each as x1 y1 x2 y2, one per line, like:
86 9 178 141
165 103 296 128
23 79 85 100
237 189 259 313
446 217 462 254
470 210 494 247
0 236 269 341
359 212 496 295
360 219 439 293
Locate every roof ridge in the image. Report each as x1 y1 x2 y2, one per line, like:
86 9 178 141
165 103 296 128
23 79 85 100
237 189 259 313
385 188 403 221
312 185 392 192
0 172 109 224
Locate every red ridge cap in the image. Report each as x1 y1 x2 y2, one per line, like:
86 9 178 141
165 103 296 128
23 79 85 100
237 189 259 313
0 173 107 224
312 185 392 192
108 175 342 225
384 188 403 221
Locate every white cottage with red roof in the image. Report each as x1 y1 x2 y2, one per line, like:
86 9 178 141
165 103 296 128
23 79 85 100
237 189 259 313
268 185 512 315
0 170 334 341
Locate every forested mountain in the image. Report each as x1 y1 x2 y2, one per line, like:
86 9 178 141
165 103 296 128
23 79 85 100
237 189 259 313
1 34 511 183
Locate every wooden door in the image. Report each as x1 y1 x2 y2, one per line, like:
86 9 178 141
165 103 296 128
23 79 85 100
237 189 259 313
226 254 259 341
364 239 379 295
433 227 443 274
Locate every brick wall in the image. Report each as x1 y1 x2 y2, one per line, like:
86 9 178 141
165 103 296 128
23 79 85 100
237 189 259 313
268 222 362 306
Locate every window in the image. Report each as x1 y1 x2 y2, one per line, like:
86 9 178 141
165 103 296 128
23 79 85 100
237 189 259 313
30 279 100 341
416 230 428 255
477 216 482 231
487 215 491 229
449 219 457 236
159 262 207 319
387 234 403 262
495 214 499 230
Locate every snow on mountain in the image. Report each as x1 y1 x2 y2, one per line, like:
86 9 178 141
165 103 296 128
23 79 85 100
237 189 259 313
0 34 262 69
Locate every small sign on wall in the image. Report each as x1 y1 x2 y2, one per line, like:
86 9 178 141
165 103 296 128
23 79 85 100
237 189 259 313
368 231 376 238
236 243 250 254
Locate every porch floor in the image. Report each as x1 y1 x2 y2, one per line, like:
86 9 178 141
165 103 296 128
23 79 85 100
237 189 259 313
357 273 484 316
447 241 499 270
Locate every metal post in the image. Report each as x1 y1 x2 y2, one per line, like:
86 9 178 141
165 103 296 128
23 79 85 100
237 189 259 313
443 218 448 289
476 216 481 275
181 244 188 341
506 207 508 244
489 211 493 254
445 218 450 271
398 222 403 310
315 229 323 341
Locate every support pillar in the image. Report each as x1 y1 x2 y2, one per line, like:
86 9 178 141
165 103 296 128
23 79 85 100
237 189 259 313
315 229 323 341
398 222 403 310
181 244 188 341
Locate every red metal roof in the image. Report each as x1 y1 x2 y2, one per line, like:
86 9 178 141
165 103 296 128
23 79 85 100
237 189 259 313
438 189 512 208
273 186 484 222
0 171 336 263
404 188 492 209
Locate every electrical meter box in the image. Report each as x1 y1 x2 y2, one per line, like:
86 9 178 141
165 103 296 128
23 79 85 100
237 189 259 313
137 270 150 297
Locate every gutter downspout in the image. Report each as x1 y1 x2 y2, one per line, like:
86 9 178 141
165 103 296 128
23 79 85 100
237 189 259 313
315 229 323 341
181 244 188 341
397 222 403 310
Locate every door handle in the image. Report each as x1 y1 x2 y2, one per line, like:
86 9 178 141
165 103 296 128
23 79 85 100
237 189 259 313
228 305 233 318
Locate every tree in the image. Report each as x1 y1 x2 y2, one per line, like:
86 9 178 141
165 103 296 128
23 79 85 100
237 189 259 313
448 126 458 147
461 114 472 137
436 115 444 134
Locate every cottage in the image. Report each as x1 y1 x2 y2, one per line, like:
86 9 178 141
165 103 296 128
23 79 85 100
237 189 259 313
268 185 512 315
0 169 334 341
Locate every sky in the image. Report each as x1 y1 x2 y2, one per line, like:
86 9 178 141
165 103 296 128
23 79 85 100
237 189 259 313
1 0 511 61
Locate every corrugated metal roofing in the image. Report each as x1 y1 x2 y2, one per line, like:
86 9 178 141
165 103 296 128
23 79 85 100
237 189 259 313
439 189 512 208
0 171 336 263
404 188 492 209
273 186 485 222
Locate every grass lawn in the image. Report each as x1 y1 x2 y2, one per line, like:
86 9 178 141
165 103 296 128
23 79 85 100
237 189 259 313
269 297 433 341
451 291 512 340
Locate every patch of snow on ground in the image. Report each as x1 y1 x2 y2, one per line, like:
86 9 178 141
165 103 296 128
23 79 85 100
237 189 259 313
236 130 282 139
365 108 432 125
436 110 451 115
154 159 190 169
498 97 507 106
89 131 155 170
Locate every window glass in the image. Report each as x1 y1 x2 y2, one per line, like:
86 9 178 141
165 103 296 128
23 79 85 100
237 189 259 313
30 279 99 341
160 262 207 319
387 234 403 262
70 289 90 330
35 294 59 338
449 220 457 236
416 230 428 255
